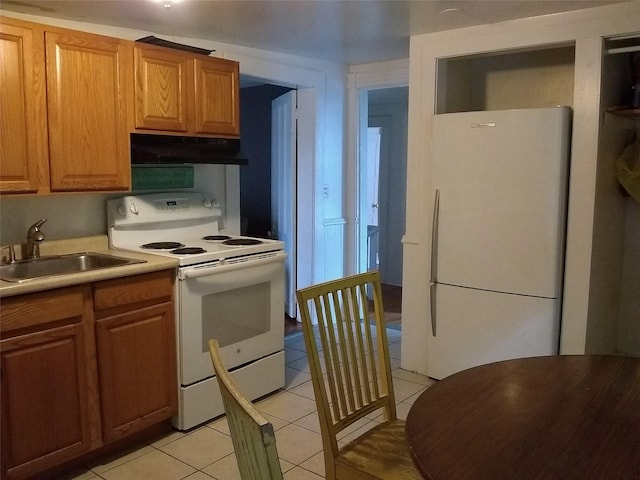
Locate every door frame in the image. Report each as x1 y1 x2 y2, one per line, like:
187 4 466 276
231 55 324 305
345 60 409 276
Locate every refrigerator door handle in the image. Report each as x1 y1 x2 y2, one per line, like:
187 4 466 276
430 282 437 336
430 189 440 283
430 189 440 336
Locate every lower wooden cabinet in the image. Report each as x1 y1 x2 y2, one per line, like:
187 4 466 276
0 270 176 480
93 270 177 443
95 303 177 442
0 286 98 480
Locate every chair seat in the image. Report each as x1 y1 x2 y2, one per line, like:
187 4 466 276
336 419 422 480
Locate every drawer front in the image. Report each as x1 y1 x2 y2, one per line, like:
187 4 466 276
93 270 174 312
0 286 87 335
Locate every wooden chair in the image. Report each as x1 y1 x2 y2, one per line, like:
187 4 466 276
208 339 283 480
296 271 422 480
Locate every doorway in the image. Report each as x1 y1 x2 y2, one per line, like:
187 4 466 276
357 87 409 286
357 86 408 329
239 83 298 318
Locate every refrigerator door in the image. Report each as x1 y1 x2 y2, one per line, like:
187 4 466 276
427 284 560 379
431 107 570 298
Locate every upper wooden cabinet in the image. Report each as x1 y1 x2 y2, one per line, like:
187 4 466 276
0 16 242 196
0 19 47 194
0 17 132 195
46 29 132 192
134 45 189 132
194 56 240 135
134 44 240 137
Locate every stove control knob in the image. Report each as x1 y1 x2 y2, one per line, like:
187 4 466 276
116 204 127 217
129 202 139 215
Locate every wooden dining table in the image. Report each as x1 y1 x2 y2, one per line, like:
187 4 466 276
405 355 640 480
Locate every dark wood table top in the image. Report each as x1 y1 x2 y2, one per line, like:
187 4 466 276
406 355 640 480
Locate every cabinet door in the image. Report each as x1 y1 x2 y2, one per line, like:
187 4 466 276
134 45 189 132
96 302 177 442
194 56 240 136
0 286 94 479
0 19 47 194
45 29 131 191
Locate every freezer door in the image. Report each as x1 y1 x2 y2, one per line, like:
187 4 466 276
431 107 570 298
427 284 560 380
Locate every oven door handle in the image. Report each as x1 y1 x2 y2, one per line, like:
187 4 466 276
178 252 286 280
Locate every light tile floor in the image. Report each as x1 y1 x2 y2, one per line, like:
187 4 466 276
64 328 435 480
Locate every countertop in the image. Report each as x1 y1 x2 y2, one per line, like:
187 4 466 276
0 235 178 298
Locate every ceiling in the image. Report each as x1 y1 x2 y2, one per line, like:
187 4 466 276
0 0 629 64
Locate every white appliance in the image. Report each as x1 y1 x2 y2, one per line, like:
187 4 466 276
107 192 286 430
427 107 571 380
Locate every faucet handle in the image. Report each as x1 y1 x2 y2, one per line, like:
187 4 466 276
2 245 17 264
29 218 47 232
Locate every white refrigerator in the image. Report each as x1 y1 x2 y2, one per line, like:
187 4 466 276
427 107 571 379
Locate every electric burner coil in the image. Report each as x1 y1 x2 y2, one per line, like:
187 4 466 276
171 247 207 255
202 235 232 241
142 242 185 249
222 238 263 246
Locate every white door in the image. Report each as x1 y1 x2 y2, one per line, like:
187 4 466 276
272 90 297 317
366 126 381 272
368 115 394 283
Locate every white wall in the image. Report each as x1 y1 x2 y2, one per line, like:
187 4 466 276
402 1 640 375
0 10 346 286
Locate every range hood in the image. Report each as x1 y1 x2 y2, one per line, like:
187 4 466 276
131 133 248 165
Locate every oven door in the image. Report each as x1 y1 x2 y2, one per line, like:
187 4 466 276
177 251 286 386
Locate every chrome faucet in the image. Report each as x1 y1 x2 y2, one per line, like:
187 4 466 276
25 219 46 259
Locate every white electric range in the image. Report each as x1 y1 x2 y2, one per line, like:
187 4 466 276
107 192 286 430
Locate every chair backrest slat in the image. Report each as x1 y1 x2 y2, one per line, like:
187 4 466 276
315 294 347 421
342 287 364 410
334 288 359 415
358 283 381 401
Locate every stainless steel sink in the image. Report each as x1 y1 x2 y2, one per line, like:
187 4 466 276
0 252 146 282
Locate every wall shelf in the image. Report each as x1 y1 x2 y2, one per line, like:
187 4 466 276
605 34 640 55
608 106 640 117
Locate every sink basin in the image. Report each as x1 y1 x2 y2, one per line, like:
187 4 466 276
0 252 146 282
